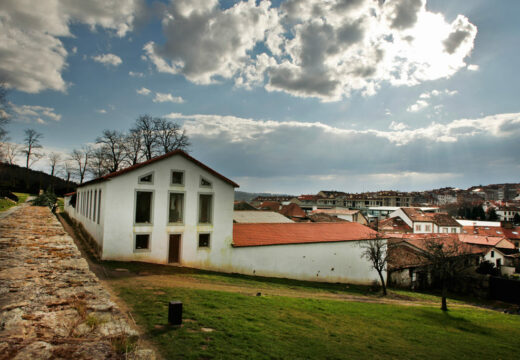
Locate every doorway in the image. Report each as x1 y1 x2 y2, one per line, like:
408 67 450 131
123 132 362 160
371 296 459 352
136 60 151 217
168 234 181 263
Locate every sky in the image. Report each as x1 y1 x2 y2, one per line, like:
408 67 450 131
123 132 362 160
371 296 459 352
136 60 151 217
1 0 519 194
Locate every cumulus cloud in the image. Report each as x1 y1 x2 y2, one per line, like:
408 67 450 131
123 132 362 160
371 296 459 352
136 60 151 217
144 0 477 101
129 71 145 77
153 92 185 103
407 100 429 112
11 103 61 124
92 53 122 67
0 0 140 93
467 64 479 71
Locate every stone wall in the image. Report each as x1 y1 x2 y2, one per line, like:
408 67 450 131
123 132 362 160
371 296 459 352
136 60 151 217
0 205 154 359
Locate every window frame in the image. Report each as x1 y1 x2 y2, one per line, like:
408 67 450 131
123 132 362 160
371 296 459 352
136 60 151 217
134 233 151 252
167 190 186 225
134 190 154 225
171 170 185 186
198 192 214 225
198 233 211 249
138 171 154 185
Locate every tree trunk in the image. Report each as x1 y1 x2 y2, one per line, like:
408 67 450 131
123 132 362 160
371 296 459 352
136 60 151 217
377 270 387 296
441 282 448 311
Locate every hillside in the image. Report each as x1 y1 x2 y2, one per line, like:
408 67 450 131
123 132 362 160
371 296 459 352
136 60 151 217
0 162 75 196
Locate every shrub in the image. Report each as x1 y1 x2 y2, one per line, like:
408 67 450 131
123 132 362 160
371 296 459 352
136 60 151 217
476 260 500 276
32 188 57 208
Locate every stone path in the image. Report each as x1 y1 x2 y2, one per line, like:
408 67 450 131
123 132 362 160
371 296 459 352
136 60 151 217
0 204 155 359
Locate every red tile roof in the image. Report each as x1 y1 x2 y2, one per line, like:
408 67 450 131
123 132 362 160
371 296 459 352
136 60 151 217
233 222 379 247
462 226 519 239
279 203 306 218
64 192 76 197
378 217 413 233
311 209 360 215
78 150 239 188
259 201 281 211
458 234 515 249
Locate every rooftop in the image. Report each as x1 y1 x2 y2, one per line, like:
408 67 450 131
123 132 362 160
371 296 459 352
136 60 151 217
233 222 379 247
233 211 293 224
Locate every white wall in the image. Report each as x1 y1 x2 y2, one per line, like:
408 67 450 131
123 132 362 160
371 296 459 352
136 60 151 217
65 183 107 248
226 240 384 285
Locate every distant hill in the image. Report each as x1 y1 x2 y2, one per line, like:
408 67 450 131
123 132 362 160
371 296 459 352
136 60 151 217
0 162 76 196
234 191 295 202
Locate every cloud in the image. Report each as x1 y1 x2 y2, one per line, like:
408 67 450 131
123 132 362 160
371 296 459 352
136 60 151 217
407 100 429 112
467 64 479 71
129 71 144 77
11 103 61 124
136 87 151 95
153 92 185 103
0 0 140 93
92 53 122 67
167 111 520 147
145 0 477 101
96 109 107 114
408 88 458 112
163 111 520 192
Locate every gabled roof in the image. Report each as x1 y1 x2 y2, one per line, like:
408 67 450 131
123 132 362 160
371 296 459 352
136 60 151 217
259 201 281 211
458 235 515 249
78 150 239 188
378 217 413 233
308 213 348 223
233 222 379 247
233 211 293 224
279 203 306 218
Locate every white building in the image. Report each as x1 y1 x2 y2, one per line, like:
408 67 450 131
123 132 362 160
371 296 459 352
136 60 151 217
389 208 461 234
65 150 238 269
65 150 384 285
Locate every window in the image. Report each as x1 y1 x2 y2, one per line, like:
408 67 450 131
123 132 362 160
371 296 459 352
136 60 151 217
93 190 97 222
199 194 212 224
168 193 184 223
138 172 153 184
451 228 457 233
415 224 421 232
200 177 212 187
443 228 448 233
198 233 210 248
135 191 153 224
425 224 431 232
97 190 102 224
135 234 150 251
171 171 184 185
490 251 494 258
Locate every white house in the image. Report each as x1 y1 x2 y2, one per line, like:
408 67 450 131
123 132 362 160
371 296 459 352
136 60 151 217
65 150 238 269
389 208 461 234
64 150 384 285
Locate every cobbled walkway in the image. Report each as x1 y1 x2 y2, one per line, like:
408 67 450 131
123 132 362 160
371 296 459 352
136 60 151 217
0 204 155 359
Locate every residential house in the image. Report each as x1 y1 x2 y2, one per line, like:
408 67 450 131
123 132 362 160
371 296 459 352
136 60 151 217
310 208 368 225
377 217 413 234
496 206 520 222
279 203 307 221
389 208 462 234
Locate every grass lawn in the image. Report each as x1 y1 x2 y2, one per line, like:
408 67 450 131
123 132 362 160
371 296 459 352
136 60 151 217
0 192 30 212
104 262 520 360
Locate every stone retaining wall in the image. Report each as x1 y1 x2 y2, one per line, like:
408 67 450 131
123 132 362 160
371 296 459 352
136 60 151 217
0 205 154 359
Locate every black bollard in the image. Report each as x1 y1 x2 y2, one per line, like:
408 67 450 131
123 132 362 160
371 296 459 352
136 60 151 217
168 300 183 325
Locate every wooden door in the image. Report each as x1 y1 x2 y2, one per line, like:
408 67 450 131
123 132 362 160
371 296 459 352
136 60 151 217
168 234 181 263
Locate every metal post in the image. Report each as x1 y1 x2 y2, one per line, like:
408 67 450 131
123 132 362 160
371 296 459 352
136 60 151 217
168 300 182 325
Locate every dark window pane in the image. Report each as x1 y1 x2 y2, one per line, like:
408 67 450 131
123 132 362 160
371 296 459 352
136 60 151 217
201 178 211 187
135 234 149 250
135 191 152 223
171 171 183 184
199 233 210 247
169 193 184 223
199 194 212 224
140 173 153 183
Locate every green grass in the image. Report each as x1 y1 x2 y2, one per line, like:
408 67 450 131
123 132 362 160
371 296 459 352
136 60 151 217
57 197 64 212
113 285 520 360
0 192 30 212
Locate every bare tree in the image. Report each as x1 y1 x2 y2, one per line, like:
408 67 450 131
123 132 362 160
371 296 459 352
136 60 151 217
360 239 391 296
3 143 19 164
124 128 143 165
48 152 61 177
134 115 157 160
88 147 109 178
0 83 10 143
22 128 43 168
154 117 191 154
96 129 126 173
63 160 75 183
70 146 92 184
419 238 477 311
